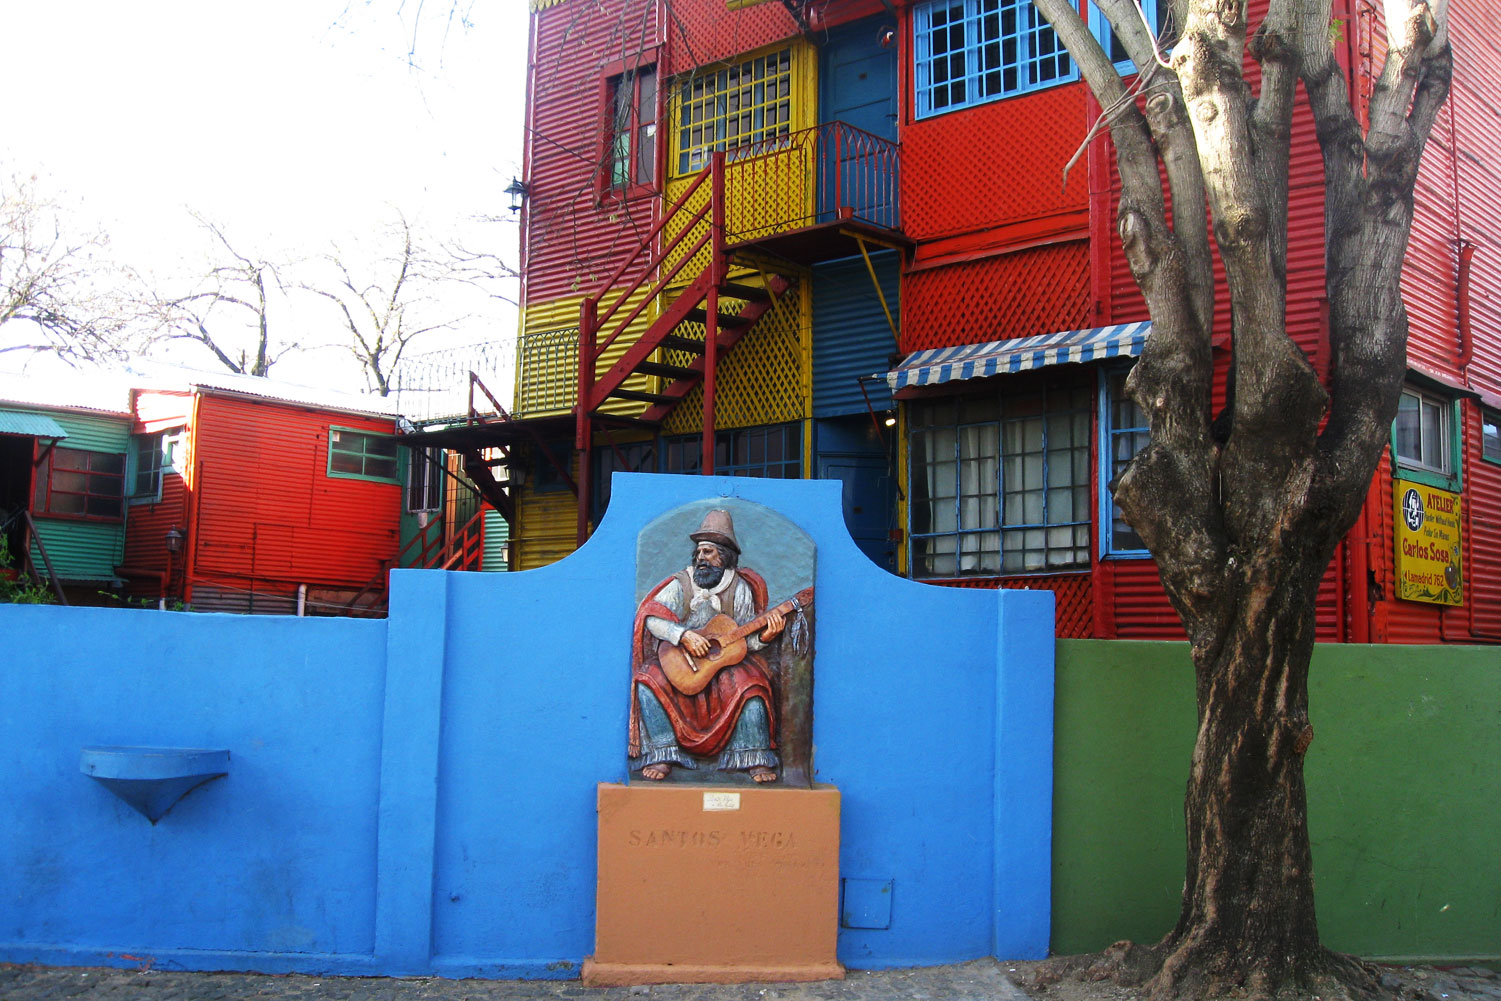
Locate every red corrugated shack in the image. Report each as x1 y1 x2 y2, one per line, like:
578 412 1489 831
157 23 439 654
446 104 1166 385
120 373 404 615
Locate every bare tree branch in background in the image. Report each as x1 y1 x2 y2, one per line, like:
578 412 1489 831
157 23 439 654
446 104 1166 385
146 214 298 377
0 172 137 362
302 212 470 396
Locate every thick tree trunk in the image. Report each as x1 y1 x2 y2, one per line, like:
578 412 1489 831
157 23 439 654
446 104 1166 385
1153 557 1326 997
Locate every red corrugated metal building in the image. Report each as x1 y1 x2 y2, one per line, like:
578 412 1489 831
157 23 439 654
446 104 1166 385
502 0 1500 644
122 377 403 615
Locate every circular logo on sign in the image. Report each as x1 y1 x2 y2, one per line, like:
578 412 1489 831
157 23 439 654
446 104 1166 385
1402 487 1425 532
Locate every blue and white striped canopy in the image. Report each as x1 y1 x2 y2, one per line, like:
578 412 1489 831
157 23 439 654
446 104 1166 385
885 321 1152 392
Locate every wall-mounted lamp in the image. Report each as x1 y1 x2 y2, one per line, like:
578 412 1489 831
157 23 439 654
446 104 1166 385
883 413 897 428
505 177 530 214
164 527 186 555
877 25 897 48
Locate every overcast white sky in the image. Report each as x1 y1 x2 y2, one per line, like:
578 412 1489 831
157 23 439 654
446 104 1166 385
2 0 530 402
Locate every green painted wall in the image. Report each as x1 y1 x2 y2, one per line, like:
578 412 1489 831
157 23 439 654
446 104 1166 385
2 404 131 582
1051 640 1500 963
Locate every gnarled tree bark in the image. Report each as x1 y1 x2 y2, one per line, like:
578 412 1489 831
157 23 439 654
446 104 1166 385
1029 0 1451 995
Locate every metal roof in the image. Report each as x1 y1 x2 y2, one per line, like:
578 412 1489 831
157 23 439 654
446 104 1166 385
0 411 70 440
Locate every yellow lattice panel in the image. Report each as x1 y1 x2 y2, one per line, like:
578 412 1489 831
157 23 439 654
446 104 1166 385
662 275 809 435
515 291 659 419
515 487 578 570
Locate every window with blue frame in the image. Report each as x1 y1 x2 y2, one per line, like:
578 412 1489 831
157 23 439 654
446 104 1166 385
1087 0 1167 74
1102 369 1149 554
908 380 1091 578
662 424 803 478
913 0 1077 118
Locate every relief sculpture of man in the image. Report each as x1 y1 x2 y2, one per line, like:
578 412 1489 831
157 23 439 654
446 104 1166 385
630 509 790 784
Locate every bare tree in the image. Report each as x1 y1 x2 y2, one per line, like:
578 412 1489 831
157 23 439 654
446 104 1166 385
0 172 134 361
147 214 297 377
303 212 470 396
1027 0 1451 997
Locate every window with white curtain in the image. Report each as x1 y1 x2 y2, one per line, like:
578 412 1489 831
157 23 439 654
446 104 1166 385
908 380 1091 578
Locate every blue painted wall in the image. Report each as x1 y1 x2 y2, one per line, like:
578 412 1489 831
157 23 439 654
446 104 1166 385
0 473 1054 978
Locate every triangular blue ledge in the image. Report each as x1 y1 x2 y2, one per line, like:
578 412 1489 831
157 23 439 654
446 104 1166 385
79 746 230 823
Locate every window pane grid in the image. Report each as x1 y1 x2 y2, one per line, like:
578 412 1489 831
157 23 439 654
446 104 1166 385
330 429 400 481
35 447 124 521
1394 388 1453 476
910 386 1090 578
677 50 792 175
915 0 1076 117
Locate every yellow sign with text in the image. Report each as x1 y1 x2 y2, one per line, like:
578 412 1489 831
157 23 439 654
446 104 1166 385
1393 479 1463 606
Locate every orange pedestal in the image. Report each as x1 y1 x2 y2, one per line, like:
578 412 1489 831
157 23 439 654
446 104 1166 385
582 782 844 986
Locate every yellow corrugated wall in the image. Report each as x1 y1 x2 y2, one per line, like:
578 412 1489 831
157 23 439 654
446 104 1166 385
514 292 659 419
514 488 578 571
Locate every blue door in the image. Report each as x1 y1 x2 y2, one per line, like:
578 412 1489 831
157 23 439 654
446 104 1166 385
819 17 898 227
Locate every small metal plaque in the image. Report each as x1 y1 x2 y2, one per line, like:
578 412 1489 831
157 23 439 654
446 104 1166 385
702 791 741 812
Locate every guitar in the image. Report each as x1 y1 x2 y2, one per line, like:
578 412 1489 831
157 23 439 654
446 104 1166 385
658 586 814 695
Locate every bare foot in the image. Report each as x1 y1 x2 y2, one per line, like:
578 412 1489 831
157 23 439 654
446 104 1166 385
641 762 672 781
749 766 777 783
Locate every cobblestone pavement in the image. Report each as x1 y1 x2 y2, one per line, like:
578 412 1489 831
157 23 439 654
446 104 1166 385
0 960 1495 1001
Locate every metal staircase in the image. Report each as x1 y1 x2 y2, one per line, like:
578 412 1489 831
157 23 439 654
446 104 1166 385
574 151 797 543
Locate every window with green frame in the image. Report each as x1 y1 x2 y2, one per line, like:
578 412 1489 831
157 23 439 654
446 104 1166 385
1392 385 1460 488
1481 408 1500 464
328 427 400 482
676 48 793 175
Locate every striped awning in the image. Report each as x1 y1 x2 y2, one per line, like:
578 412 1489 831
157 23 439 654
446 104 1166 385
0 412 68 440
885 321 1152 392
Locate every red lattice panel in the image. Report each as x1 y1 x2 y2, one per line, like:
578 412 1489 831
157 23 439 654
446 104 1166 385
903 243 1090 353
903 85 1091 242
928 574 1094 638
665 0 800 76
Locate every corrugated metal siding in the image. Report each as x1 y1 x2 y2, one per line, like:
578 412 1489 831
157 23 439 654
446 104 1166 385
1366 456 1448 645
525 1 662 305
516 292 658 419
812 251 900 417
133 391 192 433
663 0 800 77
0 406 131 453
1446 10 1501 396
1469 406 1501 638
483 508 511 572
516 488 576 570
189 394 400 598
1109 557 1343 641
28 518 124 583
930 574 1094 639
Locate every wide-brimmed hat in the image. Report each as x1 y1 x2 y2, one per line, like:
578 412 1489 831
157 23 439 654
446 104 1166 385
689 508 741 555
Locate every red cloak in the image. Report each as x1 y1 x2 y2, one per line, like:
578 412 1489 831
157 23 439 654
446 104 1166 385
628 568 777 759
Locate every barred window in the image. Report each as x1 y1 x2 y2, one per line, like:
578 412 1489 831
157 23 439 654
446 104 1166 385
909 382 1090 577
676 48 793 175
33 447 125 521
913 0 1075 117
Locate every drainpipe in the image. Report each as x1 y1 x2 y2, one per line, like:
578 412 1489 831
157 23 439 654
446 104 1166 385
1457 241 1476 375
1347 507 1371 645
297 583 307 617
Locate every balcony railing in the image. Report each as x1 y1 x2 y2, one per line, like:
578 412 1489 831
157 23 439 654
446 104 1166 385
721 120 901 243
